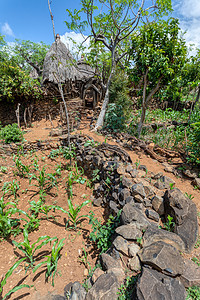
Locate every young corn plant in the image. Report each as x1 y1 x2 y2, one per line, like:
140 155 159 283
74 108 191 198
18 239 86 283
33 238 65 286
13 155 31 178
28 199 53 219
0 195 22 238
54 198 91 231
2 180 20 201
29 166 57 194
12 226 57 271
0 258 31 300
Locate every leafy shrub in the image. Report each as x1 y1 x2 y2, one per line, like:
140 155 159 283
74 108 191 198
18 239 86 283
0 124 23 144
187 122 200 165
89 210 121 253
186 285 200 300
109 71 132 117
117 275 138 300
104 103 126 132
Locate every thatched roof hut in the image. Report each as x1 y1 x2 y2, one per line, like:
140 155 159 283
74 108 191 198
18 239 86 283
42 35 82 84
77 57 95 81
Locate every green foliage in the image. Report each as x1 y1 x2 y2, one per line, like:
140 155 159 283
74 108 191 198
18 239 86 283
0 258 31 300
12 226 56 271
33 238 65 287
192 257 200 267
186 286 200 300
55 198 90 231
2 180 20 200
0 167 7 174
109 71 132 117
117 275 138 300
0 34 42 101
187 121 200 165
163 215 175 232
29 166 57 193
89 210 121 254
104 103 126 132
0 124 23 144
0 195 21 238
13 155 31 177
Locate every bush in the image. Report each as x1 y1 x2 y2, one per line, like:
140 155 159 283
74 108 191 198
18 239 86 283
186 286 200 300
104 103 126 132
0 123 23 144
109 71 132 117
187 122 200 165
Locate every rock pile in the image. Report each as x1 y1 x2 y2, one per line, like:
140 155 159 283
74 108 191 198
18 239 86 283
53 135 200 299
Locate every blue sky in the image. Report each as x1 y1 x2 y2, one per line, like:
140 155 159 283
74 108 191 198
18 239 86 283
0 0 200 54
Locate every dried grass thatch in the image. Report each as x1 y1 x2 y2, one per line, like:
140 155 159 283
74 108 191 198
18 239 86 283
42 38 82 84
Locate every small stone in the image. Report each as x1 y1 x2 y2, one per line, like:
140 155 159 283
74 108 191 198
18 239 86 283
143 199 152 208
154 176 175 190
113 236 130 256
92 268 104 284
151 172 163 179
109 201 119 214
107 267 125 284
116 224 142 241
128 243 141 257
100 253 121 271
93 197 103 207
152 195 164 215
131 183 146 199
192 178 200 189
84 269 89 276
121 176 133 188
134 194 143 203
145 209 160 222
180 259 200 287
128 255 141 272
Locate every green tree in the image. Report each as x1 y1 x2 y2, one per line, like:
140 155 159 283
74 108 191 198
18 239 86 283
129 18 187 137
13 39 50 80
66 0 172 130
0 34 42 102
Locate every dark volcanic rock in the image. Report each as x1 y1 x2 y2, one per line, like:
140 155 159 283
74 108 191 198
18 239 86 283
136 267 186 300
154 175 175 190
142 225 186 252
138 241 184 277
115 224 142 240
121 203 150 231
86 273 119 300
145 209 160 222
131 183 146 199
100 253 121 271
64 281 86 300
180 259 200 288
164 188 198 252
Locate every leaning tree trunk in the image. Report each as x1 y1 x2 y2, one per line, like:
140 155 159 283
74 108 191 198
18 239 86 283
138 73 161 138
94 47 116 131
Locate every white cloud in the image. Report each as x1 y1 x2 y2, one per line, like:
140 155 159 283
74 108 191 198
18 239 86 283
178 19 200 55
1 22 14 37
180 0 200 18
60 31 90 58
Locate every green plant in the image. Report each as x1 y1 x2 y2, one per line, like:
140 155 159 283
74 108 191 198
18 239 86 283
192 257 200 267
0 167 7 174
186 285 200 300
0 124 23 144
89 210 121 254
13 155 31 178
135 159 140 170
104 103 126 132
54 198 90 231
29 166 57 193
117 275 138 300
163 215 175 232
0 195 22 238
185 192 194 200
194 237 200 249
2 180 20 200
33 238 65 286
136 237 143 246
169 183 175 190
186 121 200 165
12 226 57 271
78 247 92 274
0 258 31 300
84 140 100 148
28 199 53 219
91 169 100 183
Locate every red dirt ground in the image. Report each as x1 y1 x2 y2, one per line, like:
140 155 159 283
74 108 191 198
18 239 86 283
0 117 200 299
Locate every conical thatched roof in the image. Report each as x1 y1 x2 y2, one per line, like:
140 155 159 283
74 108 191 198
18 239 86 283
42 37 82 84
77 57 95 81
